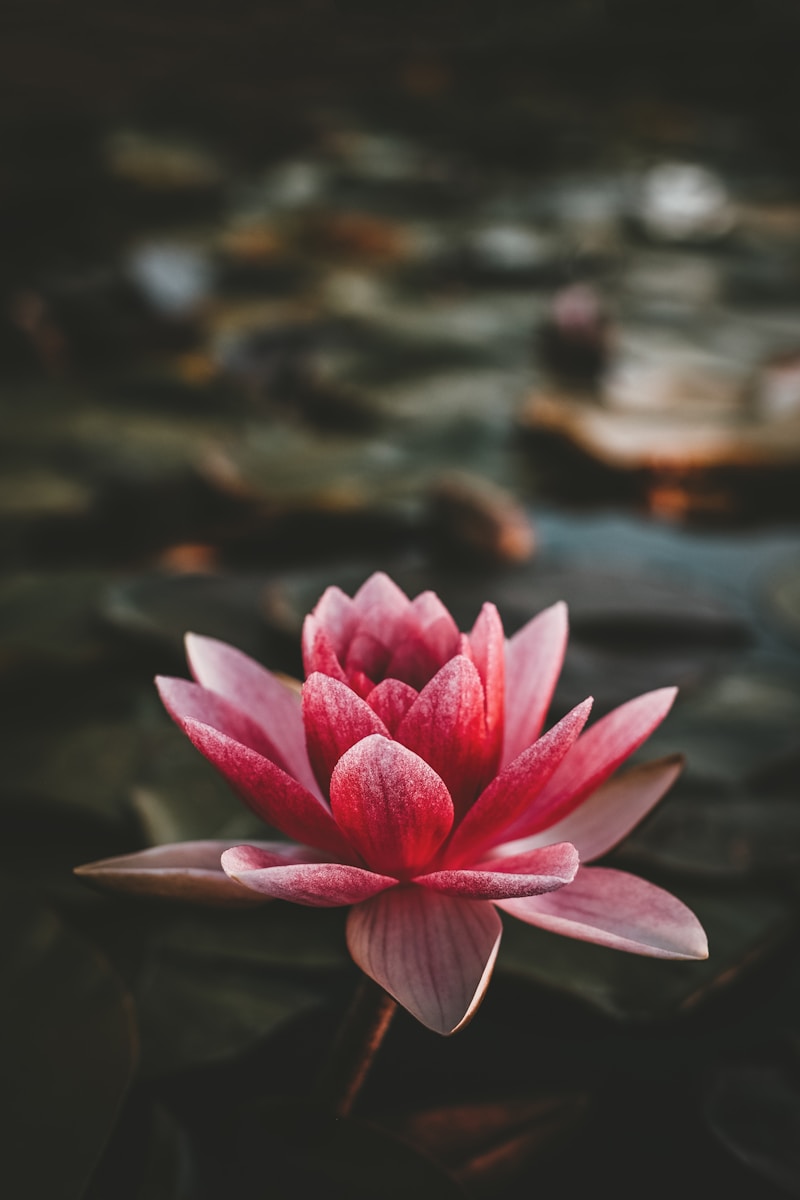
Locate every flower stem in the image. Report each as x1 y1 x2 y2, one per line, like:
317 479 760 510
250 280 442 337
312 975 397 1118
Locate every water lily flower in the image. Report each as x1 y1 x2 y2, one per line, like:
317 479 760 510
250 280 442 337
77 573 708 1034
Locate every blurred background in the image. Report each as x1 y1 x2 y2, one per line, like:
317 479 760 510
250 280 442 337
3 3 800 1198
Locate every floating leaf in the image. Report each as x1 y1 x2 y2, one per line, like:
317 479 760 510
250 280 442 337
705 1057 800 1194
2 898 138 1200
498 886 794 1022
229 1099 466 1199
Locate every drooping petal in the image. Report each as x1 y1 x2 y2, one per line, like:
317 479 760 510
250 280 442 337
498 865 708 959
177 717 355 859
329 735 454 877
502 688 678 842
467 602 505 772
157 676 287 767
366 678 419 734
185 633 320 796
502 601 569 767
444 697 593 865
347 886 502 1035
301 616 350 683
395 656 488 815
221 844 397 906
493 755 684 864
302 673 390 792
74 841 268 906
415 842 578 899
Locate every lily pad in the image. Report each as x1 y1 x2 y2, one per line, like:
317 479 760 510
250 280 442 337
498 885 795 1023
705 1057 800 1194
134 903 348 1075
102 571 273 660
229 1098 466 1199
0 572 112 672
616 775 800 881
136 948 325 1077
2 898 138 1200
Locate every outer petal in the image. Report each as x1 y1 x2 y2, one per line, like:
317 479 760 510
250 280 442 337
185 633 320 796
395 656 488 816
302 673 389 792
493 755 684 864
157 675 287 767
501 688 678 843
444 697 593 865
503 601 568 767
329 735 454 877
467 602 505 773
415 842 578 899
177 717 355 859
74 840 268 906
498 865 708 959
347 887 502 1035
221 844 396 906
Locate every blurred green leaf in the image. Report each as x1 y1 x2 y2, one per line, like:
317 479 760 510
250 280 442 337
230 1099 467 1199
136 949 325 1077
498 885 794 1022
2 897 138 1200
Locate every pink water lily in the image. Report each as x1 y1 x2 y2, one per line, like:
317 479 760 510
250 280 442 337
77 573 707 1035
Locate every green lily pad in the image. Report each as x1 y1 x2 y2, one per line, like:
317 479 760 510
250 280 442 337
147 902 350 973
101 572 272 659
229 1098 466 1199
136 948 326 1077
498 885 795 1023
705 1057 800 1194
0 572 112 672
1 716 143 822
2 898 138 1200
616 775 800 881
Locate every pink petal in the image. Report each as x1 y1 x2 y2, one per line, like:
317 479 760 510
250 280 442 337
498 865 708 959
444 697 593 865
366 678 419 734
308 585 357 657
384 592 461 688
495 755 684 864
329 735 454 877
467 602 506 773
347 887 502 1035
157 676 287 767
503 601 568 767
302 673 390 791
505 688 678 841
221 844 397 906
410 591 461 661
395 656 488 816
177 717 355 859
352 572 411 622
301 616 349 682
415 842 578 899
74 840 268 906
185 633 319 796
344 573 412 679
